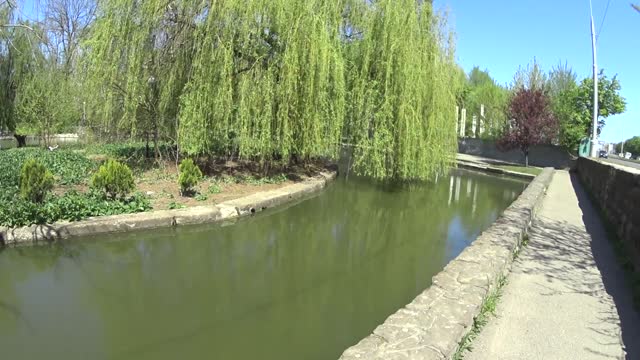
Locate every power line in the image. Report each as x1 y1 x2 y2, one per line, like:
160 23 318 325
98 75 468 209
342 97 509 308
597 0 612 40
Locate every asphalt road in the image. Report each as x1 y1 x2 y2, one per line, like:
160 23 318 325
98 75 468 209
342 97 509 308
603 156 640 170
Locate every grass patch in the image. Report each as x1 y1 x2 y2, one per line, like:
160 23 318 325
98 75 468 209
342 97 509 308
494 165 542 176
168 201 187 210
218 173 289 185
454 276 508 360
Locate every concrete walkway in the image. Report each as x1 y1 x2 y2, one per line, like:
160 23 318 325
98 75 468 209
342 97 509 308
467 170 640 360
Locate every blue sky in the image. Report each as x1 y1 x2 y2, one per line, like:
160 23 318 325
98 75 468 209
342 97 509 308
434 0 640 143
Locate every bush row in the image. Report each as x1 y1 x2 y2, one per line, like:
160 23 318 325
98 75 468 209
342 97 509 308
0 191 151 228
0 153 205 228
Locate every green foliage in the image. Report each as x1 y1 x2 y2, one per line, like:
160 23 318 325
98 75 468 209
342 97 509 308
0 148 95 188
0 9 45 132
91 159 136 199
168 201 186 210
548 62 577 99
195 194 208 202
0 191 151 228
617 136 640 156
454 276 507 359
87 142 177 161
14 67 79 138
237 174 288 185
557 71 626 150
548 63 579 151
346 0 458 180
462 67 509 138
0 3 81 136
512 58 548 92
86 0 459 181
178 158 202 195
19 159 55 203
207 184 222 194
178 0 347 162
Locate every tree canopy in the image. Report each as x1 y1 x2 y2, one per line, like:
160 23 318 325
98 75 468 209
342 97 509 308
1 0 462 181
461 67 509 138
512 58 548 92
497 88 558 167
0 0 89 139
556 71 626 150
81 0 459 180
617 136 640 156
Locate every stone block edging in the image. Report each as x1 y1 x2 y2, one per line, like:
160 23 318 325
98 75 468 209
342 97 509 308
0 171 337 246
339 168 554 360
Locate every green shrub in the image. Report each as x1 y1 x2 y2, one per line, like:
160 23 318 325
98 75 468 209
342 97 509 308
178 159 202 196
0 191 152 228
208 183 222 194
91 159 135 199
168 201 186 210
19 159 55 203
0 148 95 189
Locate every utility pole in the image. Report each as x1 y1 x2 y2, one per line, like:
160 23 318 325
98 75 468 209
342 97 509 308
589 0 599 157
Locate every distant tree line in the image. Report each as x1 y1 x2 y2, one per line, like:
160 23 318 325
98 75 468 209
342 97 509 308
459 59 626 159
615 137 640 156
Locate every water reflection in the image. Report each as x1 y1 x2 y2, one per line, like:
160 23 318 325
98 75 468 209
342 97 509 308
0 169 527 360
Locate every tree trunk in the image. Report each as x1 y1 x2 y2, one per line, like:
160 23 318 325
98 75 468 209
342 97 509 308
14 134 27 148
145 132 150 159
525 150 529 167
153 124 159 162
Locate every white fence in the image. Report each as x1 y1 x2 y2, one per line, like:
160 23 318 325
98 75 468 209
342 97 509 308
0 134 79 149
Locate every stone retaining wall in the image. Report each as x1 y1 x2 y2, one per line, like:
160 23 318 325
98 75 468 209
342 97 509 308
459 138 573 169
339 168 554 360
0 171 336 246
576 157 640 270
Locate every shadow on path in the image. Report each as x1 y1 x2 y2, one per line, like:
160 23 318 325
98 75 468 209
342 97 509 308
570 173 640 359
518 217 624 358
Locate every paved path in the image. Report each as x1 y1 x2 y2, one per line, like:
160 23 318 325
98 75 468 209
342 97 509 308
602 157 640 173
467 170 640 360
456 153 518 167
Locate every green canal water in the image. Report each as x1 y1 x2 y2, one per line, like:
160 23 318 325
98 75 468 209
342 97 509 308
0 169 527 360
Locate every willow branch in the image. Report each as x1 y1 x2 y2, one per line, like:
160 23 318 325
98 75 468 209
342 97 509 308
0 24 36 31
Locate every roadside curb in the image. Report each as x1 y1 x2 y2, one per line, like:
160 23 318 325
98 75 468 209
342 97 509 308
0 171 337 246
339 168 554 360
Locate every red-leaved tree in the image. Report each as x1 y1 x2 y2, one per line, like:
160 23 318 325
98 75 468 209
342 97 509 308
497 89 558 167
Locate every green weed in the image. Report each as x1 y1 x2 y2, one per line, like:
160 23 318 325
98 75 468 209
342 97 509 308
453 276 507 360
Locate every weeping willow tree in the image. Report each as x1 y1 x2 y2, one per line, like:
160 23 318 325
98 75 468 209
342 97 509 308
83 0 203 155
179 0 346 163
84 0 459 180
345 0 459 180
0 4 37 133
